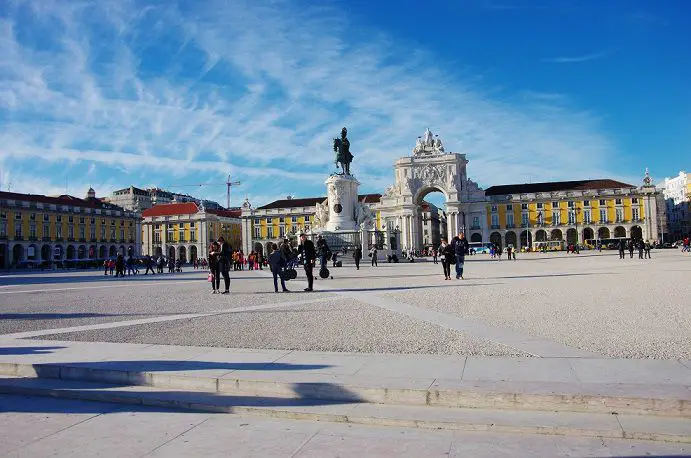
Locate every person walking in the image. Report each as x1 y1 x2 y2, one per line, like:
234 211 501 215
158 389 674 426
218 237 232 294
353 246 362 270
439 239 453 280
370 246 378 267
208 241 221 294
628 239 634 259
453 232 469 279
637 239 644 259
268 243 289 293
506 245 512 261
618 238 626 259
298 233 316 292
432 248 438 264
644 240 652 259
144 255 155 275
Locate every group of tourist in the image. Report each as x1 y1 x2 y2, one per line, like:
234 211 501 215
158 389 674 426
437 232 470 281
617 239 653 259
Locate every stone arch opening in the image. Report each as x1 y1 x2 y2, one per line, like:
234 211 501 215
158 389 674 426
583 227 594 241
119 245 126 256
28 244 37 260
168 246 176 260
77 245 86 259
598 227 610 239
613 226 626 238
631 225 643 240
109 245 117 257
89 245 96 259
414 187 449 250
190 245 198 262
550 229 563 241
520 230 532 248
505 231 517 248
470 233 482 243
12 244 24 263
99 246 107 258
41 245 52 261
178 246 187 263
66 245 75 260
566 228 578 244
489 231 502 248
535 229 547 242
253 242 264 259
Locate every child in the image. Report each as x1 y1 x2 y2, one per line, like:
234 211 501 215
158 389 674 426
268 243 289 293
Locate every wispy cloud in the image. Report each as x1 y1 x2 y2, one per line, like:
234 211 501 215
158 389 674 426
0 0 623 207
542 49 611 64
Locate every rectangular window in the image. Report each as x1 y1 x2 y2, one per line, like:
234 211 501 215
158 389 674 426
43 213 49 222
0 221 7 237
43 223 50 238
154 232 161 243
179 222 184 228
101 226 106 240
190 227 196 241
0 211 6 219
111 220 115 226
15 212 21 220
521 213 528 226
583 210 591 224
616 209 623 222
291 216 297 223
79 217 85 224
111 227 116 240
90 226 96 240
632 198 638 204
267 226 274 238
552 201 559 208
254 227 261 238
57 215 62 222
521 203 528 210
178 229 184 241
632 208 639 221
552 211 560 225
583 200 590 207
120 228 125 241
537 203 543 209
615 198 622 205
506 213 514 226
491 214 499 227
536 211 544 224
56 226 62 239
567 201 574 208
254 218 260 225
79 226 85 239
279 217 285 223
600 209 607 223
506 204 513 211
30 212 36 221
599 199 606 206
14 224 22 238
472 216 480 228
30 223 37 238
568 211 576 225
266 218 272 224
68 216 74 223
68 226 74 239
90 217 95 224
279 226 286 237
491 205 497 212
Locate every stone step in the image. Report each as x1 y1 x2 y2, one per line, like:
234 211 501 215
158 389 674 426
0 375 689 444
1 361 689 418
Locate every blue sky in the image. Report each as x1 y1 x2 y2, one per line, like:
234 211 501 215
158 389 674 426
0 0 689 208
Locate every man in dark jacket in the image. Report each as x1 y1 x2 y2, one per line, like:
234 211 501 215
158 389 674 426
353 246 362 270
268 243 289 293
618 238 626 259
218 237 232 294
298 233 316 291
453 232 469 279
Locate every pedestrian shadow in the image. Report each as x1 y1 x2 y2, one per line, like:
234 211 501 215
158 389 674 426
0 312 178 321
0 346 66 355
314 283 501 293
40 360 333 372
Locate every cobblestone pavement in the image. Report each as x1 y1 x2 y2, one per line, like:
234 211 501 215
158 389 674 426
1 250 689 358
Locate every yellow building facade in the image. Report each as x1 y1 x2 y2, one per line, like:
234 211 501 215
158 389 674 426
0 189 141 268
141 202 241 262
483 179 659 250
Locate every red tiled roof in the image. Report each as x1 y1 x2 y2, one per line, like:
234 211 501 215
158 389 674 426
142 202 199 217
257 193 382 210
484 179 636 196
0 191 126 211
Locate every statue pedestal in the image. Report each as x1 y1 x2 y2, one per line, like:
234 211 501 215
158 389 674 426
325 174 359 232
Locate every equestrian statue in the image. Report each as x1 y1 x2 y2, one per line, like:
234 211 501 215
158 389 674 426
333 127 354 176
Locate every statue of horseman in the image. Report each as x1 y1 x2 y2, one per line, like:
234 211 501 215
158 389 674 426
333 127 354 176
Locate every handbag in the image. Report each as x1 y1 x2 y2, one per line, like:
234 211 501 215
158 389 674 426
207 272 214 282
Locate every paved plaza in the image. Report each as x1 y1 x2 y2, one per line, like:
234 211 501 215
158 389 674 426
1 250 689 358
1 250 690 456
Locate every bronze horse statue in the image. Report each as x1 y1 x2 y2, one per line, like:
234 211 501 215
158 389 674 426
333 127 354 175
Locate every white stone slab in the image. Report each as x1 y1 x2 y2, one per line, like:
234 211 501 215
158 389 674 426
570 359 691 385
462 357 580 383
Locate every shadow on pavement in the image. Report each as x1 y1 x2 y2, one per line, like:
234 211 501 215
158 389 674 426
0 271 230 288
0 346 66 355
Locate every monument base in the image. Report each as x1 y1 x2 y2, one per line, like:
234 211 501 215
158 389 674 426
325 174 360 232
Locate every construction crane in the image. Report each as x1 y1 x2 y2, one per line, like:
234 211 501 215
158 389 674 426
166 174 241 209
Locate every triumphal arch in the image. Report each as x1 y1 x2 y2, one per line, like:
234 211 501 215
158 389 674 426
378 129 488 250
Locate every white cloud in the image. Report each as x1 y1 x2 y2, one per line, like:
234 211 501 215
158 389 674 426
541 50 611 63
0 0 627 206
